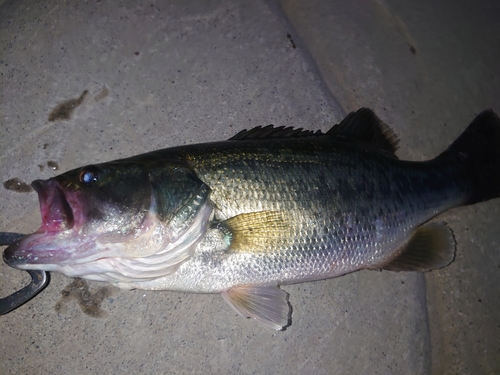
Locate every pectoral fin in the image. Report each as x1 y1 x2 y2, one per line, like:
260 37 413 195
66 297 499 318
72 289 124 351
378 222 456 272
221 211 292 253
221 285 291 330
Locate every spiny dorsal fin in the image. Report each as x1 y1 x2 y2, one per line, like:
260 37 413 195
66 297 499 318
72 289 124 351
229 124 323 140
327 108 399 155
375 222 456 272
228 108 399 156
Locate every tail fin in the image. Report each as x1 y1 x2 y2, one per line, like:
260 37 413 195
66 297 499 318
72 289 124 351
439 109 500 205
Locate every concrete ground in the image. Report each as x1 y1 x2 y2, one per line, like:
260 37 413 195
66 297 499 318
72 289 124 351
0 0 498 374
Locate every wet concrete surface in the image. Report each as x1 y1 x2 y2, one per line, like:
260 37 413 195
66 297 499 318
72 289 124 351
1 0 499 374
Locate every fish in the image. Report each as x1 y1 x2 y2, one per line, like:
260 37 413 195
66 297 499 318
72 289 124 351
3 108 500 330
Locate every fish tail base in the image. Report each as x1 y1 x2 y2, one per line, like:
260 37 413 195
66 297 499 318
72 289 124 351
439 109 500 205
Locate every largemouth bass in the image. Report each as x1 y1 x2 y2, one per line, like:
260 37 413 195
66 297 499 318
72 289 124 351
4 108 500 329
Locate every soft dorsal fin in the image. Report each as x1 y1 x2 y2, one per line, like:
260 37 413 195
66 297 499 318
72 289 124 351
327 108 399 155
229 124 323 140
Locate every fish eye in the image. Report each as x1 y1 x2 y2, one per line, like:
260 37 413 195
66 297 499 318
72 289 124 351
79 166 99 185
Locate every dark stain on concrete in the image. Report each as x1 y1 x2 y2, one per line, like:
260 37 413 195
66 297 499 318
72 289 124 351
286 33 296 49
47 160 59 170
3 178 33 193
94 86 109 101
55 278 116 318
48 90 88 122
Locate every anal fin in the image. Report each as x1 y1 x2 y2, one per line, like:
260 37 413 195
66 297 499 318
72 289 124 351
380 222 456 272
221 285 290 330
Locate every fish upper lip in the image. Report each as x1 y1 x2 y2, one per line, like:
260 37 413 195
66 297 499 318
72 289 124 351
32 179 75 232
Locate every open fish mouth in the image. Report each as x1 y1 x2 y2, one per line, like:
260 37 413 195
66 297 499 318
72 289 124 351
3 179 85 267
32 179 75 232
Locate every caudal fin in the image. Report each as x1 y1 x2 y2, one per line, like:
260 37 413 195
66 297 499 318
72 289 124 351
440 109 500 205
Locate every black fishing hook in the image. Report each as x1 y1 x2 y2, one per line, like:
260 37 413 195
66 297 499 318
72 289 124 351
0 232 49 315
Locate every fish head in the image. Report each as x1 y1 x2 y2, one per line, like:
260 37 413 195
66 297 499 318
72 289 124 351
4 161 152 266
3 159 212 284
35 162 153 235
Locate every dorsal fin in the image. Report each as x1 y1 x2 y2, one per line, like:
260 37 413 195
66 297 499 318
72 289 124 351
228 124 323 140
327 108 399 155
228 108 399 156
